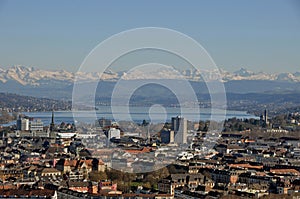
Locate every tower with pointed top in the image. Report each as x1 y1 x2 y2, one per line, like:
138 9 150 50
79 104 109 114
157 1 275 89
264 109 269 125
261 109 269 127
50 110 55 132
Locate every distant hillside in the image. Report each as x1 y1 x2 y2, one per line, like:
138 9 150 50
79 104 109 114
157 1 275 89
0 93 71 112
0 89 299 117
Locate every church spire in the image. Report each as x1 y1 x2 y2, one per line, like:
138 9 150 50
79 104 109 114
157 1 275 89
50 110 55 132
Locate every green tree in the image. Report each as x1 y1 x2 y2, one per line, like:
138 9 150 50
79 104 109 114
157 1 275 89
89 171 107 181
107 169 123 181
143 167 170 189
143 182 151 189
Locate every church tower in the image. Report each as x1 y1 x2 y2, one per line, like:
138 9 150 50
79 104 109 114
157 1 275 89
263 109 269 127
50 110 55 132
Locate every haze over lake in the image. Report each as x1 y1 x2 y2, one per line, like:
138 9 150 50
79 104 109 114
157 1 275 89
16 106 258 125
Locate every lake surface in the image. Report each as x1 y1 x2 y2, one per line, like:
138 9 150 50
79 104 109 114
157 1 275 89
1 106 259 126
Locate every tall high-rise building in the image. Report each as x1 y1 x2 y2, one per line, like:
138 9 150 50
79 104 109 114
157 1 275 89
160 129 175 144
171 116 187 144
263 109 269 126
171 117 179 132
264 109 268 121
16 116 29 131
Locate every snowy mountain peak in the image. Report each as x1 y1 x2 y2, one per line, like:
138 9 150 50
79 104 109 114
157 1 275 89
0 66 299 86
0 66 119 86
233 68 254 77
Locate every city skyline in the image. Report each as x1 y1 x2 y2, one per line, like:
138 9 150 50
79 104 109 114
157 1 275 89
1 1 300 198
0 0 299 73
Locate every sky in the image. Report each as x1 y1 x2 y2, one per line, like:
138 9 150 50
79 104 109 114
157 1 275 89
0 0 299 73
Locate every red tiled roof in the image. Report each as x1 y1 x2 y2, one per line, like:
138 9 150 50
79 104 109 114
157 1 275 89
0 189 55 197
228 163 263 169
270 169 300 175
64 160 77 167
125 147 151 154
42 168 61 173
79 159 93 167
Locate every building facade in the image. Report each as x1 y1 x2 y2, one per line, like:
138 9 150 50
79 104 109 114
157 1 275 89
171 116 187 144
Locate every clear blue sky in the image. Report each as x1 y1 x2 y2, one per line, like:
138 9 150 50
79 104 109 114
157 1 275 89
0 0 299 73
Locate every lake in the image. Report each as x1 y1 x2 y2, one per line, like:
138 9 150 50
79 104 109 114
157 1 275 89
1 106 259 126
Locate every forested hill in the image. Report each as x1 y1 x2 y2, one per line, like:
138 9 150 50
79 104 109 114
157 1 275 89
0 92 71 112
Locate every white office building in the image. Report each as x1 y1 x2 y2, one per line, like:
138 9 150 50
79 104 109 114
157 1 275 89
107 127 121 147
108 127 121 139
30 119 44 132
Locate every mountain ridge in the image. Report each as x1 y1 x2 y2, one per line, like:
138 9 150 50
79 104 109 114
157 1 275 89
0 65 300 86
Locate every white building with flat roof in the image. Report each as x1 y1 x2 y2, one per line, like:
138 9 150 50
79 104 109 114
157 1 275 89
30 119 43 132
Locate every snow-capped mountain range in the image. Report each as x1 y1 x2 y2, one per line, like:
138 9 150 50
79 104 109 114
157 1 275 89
0 66 119 86
0 65 300 86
